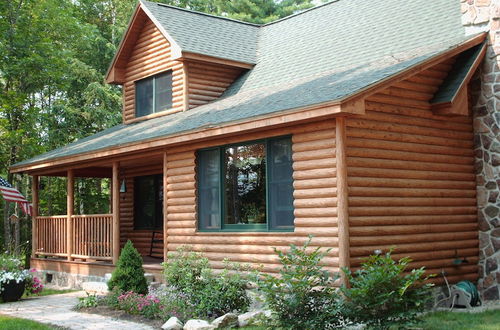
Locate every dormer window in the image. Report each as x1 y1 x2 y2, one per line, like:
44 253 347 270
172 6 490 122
135 71 173 117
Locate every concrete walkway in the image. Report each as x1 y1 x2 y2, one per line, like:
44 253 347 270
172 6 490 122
0 291 155 330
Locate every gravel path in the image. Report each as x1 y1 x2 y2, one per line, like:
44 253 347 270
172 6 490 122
0 291 155 330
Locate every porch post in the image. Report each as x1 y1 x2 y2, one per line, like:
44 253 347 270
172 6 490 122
112 162 120 264
336 117 350 286
67 170 74 261
31 175 39 258
163 151 168 261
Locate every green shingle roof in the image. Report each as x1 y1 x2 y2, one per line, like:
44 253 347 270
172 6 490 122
140 0 259 64
14 0 474 169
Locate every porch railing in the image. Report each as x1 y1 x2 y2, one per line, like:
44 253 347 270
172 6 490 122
34 214 113 261
72 214 113 260
36 216 67 257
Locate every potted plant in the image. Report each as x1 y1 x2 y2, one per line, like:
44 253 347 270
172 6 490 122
0 253 34 302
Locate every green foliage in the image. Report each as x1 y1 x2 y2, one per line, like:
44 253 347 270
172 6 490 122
419 310 500 330
341 250 434 330
107 240 148 294
162 246 250 319
163 246 209 292
76 292 99 309
257 236 342 329
0 315 55 330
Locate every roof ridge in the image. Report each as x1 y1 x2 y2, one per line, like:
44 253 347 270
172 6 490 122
143 0 342 29
143 0 261 27
262 0 341 27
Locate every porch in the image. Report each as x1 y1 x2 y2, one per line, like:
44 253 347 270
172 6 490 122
30 151 168 271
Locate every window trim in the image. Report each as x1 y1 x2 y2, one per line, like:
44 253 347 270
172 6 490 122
134 70 173 118
196 136 294 233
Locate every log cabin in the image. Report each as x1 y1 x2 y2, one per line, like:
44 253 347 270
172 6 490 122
11 0 488 286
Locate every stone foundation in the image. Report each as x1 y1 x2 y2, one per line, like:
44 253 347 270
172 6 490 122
462 0 500 300
33 270 107 290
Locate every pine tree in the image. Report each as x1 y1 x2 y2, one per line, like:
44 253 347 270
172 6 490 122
107 240 148 294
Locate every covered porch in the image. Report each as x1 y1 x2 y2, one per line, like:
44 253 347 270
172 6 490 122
29 151 168 274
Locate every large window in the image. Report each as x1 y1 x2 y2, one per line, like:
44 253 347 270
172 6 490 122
134 175 163 230
135 71 173 117
197 136 294 231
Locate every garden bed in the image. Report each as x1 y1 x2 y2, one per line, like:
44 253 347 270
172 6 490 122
76 304 163 329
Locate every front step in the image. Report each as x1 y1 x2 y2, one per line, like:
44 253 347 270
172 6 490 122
82 281 108 295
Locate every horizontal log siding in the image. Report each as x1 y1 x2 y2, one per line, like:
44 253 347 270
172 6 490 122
164 120 339 273
122 20 185 123
187 61 243 109
119 163 163 256
347 62 478 283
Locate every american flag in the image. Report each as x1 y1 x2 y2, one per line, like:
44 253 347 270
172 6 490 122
0 177 32 216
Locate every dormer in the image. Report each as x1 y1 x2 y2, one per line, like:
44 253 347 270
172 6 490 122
106 0 258 124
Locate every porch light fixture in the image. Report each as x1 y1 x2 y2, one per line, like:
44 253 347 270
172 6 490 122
120 179 127 193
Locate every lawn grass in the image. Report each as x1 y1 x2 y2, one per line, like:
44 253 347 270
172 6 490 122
0 314 56 330
22 288 77 299
419 310 500 330
238 310 500 329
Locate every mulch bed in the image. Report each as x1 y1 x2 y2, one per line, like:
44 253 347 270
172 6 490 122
77 305 164 329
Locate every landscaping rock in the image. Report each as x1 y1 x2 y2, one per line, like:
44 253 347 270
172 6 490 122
211 313 237 328
183 319 214 330
237 311 264 327
162 316 183 330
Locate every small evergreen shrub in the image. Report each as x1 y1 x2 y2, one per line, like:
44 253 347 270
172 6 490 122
341 250 434 330
257 236 342 329
162 246 250 319
107 240 148 294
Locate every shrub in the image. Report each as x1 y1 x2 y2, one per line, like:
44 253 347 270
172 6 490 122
162 247 250 319
341 250 434 329
163 247 209 293
76 293 99 309
149 285 195 321
107 240 148 294
257 236 342 329
194 265 250 318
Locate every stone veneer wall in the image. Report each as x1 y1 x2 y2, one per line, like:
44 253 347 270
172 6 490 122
462 0 500 300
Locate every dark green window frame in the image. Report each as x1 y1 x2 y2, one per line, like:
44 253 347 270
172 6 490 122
134 174 163 230
196 136 294 232
135 70 173 118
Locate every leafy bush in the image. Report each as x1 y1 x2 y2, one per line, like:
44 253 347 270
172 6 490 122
107 240 148 294
257 236 342 329
163 247 209 293
76 293 99 309
162 247 250 319
341 250 433 329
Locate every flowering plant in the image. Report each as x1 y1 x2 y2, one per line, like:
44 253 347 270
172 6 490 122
116 291 163 319
25 269 44 295
0 253 42 295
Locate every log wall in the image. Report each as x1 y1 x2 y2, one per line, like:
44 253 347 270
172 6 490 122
163 120 339 273
186 61 243 109
347 60 478 283
122 20 185 123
